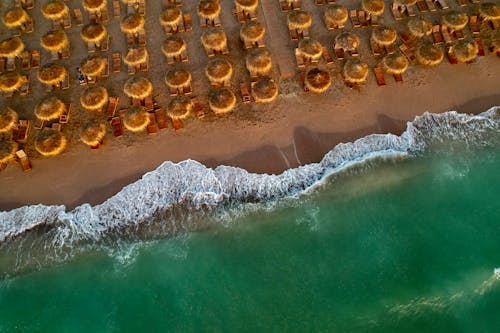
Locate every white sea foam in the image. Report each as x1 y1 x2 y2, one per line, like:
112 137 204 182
0 108 499 249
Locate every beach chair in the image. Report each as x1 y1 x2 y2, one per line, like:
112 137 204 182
335 48 345 60
132 98 141 106
31 50 40 68
370 15 380 27
432 25 443 44
447 47 458 64
425 0 437 11
73 9 84 26
16 120 29 143
358 11 368 27
144 96 154 111
138 31 146 47
6 58 15 71
391 4 403 20
51 122 62 132
127 64 136 76
374 67 386 86
393 73 403 82
417 0 429 12
441 26 453 45
469 16 480 35
183 13 192 32
25 19 34 33
295 48 305 68
16 150 32 172
62 46 70 59
127 4 134 15
302 29 311 39
58 103 71 124
213 16 222 28
113 1 121 18
138 1 146 16
399 44 416 62
110 116 123 137
350 10 361 27
385 43 396 54
102 60 110 78
154 108 169 129
457 0 467 6
315 0 325 5
63 14 71 29
280 1 289 12
19 77 29 96
322 46 334 65
87 42 96 53
101 37 109 52
106 96 119 117
171 118 183 131
475 37 485 56
34 118 44 130
101 8 110 24
21 51 31 70
289 29 299 41
436 0 449 9
370 37 382 55
62 75 70 90
147 113 157 134
191 97 205 118
298 71 309 92
0 58 5 74
50 51 59 61
240 83 251 103
407 5 416 16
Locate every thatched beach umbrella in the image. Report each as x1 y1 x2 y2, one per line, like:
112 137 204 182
198 0 221 20
124 48 148 67
80 56 107 77
121 14 144 34
0 107 18 133
245 48 272 76
124 76 153 99
80 86 109 111
35 130 67 157
479 2 500 21
2 7 30 30
205 57 233 85
298 39 323 61
416 43 444 66
240 21 265 43
167 96 193 120
324 4 348 28
0 36 24 58
335 32 360 51
83 0 107 13
287 10 312 31
123 106 150 132
0 71 25 92
80 122 107 147
394 0 417 6
304 67 331 93
209 88 236 114
235 0 259 13
201 28 227 52
371 26 397 46
0 139 17 164
165 68 192 89
362 0 385 16
162 36 187 57
407 17 432 38
442 11 468 32
160 5 183 29
41 1 69 21
35 96 66 121
40 30 69 52
38 63 67 86
382 52 409 74
343 59 368 84
452 39 478 63
251 78 278 103
81 23 107 46
491 30 500 52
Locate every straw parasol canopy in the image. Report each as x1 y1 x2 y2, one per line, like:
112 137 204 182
205 57 233 84
491 29 500 52
287 10 312 31
235 0 259 13
298 39 323 61
479 2 500 21
0 71 25 92
324 4 348 27
40 30 68 52
124 76 153 99
198 0 221 20
2 7 30 30
83 0 108 13
335 32 360 51
209 88 236 114
0 36 24 58
407 16 432 37
240 20 265 43
343 59 368 84
304 67 331 93
372 26 397 45
80 122 107 147
167 96 193 120
35 96 66 121
0 139 17 164
80 86 109 111
362 0 385 16
416 43 444 66
124 47 148 66
80 56 107 77
162 36 187 57
121 14 144 34
160 5 183 28
201 28 227 51
0 107 18 133
165 68 192 89
81 23 107 44
42 1 69 21
452 39 478 63
382 52 409 74
245 48 272 75
251 78 278 103
123 106 150 132
394 0 417 6
35 130 67 157
38 63 67 85
442 11 468 31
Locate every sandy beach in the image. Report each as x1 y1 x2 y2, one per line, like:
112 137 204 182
0 0 499 210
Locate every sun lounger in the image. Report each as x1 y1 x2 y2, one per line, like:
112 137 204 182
87 42 96 53
213 16 221 28
335 48 345 60
298 71 309 92
34 118 44 130
63 14 71 29
436 0 449 9
441 26 453 45
154 108 169 128
147 113 157 134
50 51 59 61
295 48 305 68
322 46 334 65
25 19 34 33
138 31 146 47
110 116 123 137
171 118 183 131
453 30 464 40
280 1 289 12
106 96 119 117
16 150 31 172
385 43 396 54
370 37 382 56
6 57 15 71
457 0 467 6
62 75 70 90
62 46 70 59
87 75 96 84
183 13 192 32
417 0 428 12
292 0 302 10
190 97 204 118
144 96 154 111
399 44 416 62
393 73 403 82
315 0 325 5
358 11 368 27
19 77 29 95
21 51 31 70
374 67 386 86
89 12 97 24
132 98 141 106
180 50 189 63
101 8 110 24
25 0 34 10
302 29 310 39
369 15 379 27
101 60 110 79
391 4 403 21
222 45 229 55
289 29 299 41
113 1 121 18
425 0 437 11
475 37 485 56
140 59 148 72
111 53 121 74
51 122 62 132
469 16 480 35
16 120 29 143
128 64 136 76
138 2 146 16
0 58 5 74
350 10 361 27
240 83 251 103
52 21 62 30
432 25 443 44
73 8 84 26
31 50 40 68
101 37 109 52
447 47 458 64
58 103 71 123
407 5 416 16
127 4 134 15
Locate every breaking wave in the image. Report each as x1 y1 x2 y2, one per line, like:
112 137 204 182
0 108 499 272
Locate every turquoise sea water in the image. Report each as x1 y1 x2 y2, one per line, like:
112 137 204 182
1 139 500 331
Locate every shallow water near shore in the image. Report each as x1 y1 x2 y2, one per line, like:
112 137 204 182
1 128 499 331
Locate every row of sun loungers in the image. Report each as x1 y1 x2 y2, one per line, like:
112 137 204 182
233 8 257 24
280 0 301 12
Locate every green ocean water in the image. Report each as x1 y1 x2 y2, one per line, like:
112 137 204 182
1 143 499 332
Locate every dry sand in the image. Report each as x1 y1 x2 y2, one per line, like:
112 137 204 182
0 0 499 210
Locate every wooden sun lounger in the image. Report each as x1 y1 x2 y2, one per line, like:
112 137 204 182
16 120 29 143
457 0 467 6
417 0 429 12
447 47 458 64
51 122 62 132
391 4 403 21
147 113 157 134
155 108 169 128
191 97 205 118
280 1 289 12
106 96 119 117
62 75 70 90
113 1 121 18
171 118 183 131
138 31 146 47
110 116 123 137
407 4 416 16
350 10 361 28
453 30 464 40
436 0 449 9
298 71 309 92
132 98 141 106
295 48 305 68
441 26 453 45
425 0 437 11
0 58 5 74
101 8 110 24
475 37 485 56
183 13 192 32
50 51 59 61
432 25 443 44
62 46 70 59
240 83 251 103
140 59 148 72
289 29 299 41
102 60 110 78
16 150 31 172
31 50 40 68
112 53 121 73
335 48 345 60
385 43 396 54
87 42 96 53
138 2 146 16
63 14 71 29
59 103 71 123
315 0 325 5
6 57 15 71
73 9 83 26
370 37 382 56
302 29 311 39
21 51 31 70
374 67 386 86
34 118 44 130
127 4 134 15
19 77 29 95
469 16 480 35
144 96 154 111
322 46 334 65
399 44 416 62
25 19 34 33
394 73 403 82
358 11 368 27
24 0 34 10
128 64 136 76
369 15 379 27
